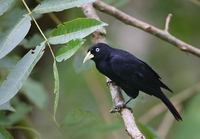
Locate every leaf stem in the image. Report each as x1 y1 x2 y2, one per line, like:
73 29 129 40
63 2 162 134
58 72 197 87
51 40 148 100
22 0 60 123
21 0 55 59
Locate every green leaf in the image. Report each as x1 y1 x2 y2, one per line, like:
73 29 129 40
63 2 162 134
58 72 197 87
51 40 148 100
0 127 13 139
53 60 60 120
22 79 48 109
56 39 85 62
49 18 107 44
0 42 46 107
33 0 95 14
0 14 31 59
0 8 26 30
0 57 18 70
53 61 59 95
0 101 15 111
21 33 44 49
0 0 14 16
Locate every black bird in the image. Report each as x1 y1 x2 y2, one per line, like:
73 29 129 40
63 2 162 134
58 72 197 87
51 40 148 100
83 43 182 121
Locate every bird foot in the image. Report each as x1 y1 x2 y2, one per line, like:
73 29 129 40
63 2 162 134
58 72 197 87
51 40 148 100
110 103 133 113
106 80 116 86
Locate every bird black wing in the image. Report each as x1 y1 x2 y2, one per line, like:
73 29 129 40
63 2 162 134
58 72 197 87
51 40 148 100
109 50 172 95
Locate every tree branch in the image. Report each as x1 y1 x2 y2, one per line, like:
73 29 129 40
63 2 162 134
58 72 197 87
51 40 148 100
93 0 200 57
81 3 145 139
164 13 172 32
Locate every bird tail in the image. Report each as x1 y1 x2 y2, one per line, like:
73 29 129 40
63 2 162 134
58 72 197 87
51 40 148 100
159 93 182 121
160 81 173 93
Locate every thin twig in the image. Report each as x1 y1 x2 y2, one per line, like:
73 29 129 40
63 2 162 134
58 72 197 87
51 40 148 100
93 0 200 57
164 13 172 32
81 3 145 139
22 0 55 59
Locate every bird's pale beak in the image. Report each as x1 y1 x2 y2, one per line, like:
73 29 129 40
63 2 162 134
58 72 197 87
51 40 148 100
83 51 94 63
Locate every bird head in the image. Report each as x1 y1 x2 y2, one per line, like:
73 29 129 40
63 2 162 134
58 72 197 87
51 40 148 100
83 43 111 63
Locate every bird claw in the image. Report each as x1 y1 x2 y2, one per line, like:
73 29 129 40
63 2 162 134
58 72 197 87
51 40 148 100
106 80 116 86
110 103 133 113
110 102 124 113
110 107 121 113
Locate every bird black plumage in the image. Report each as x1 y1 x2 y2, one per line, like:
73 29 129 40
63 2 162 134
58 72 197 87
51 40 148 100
83 43 182 121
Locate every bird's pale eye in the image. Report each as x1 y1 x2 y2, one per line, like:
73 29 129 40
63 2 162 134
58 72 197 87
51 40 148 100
95 48 100 52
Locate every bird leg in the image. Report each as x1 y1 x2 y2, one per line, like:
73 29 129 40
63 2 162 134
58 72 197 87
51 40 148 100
106 80 116 86
125 98 133 105
110 101 124 113
110 100 133 113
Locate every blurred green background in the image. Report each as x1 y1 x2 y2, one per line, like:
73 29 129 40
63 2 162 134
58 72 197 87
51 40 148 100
0 0 200 139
